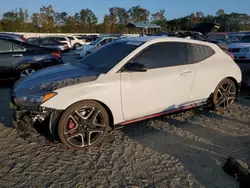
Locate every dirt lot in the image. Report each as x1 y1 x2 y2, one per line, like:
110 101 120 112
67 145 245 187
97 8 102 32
0 89 250 188
0 58 250 188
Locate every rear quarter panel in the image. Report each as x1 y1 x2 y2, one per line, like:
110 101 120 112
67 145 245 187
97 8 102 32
188 44 242 102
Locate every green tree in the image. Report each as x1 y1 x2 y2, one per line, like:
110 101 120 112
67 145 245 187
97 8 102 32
151 10 167 30
39 5 55 32
128 6 150 22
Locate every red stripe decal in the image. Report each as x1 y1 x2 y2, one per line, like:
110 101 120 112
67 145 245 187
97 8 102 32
120 103 198 125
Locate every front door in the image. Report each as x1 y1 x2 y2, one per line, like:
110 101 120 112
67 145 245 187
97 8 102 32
121 42 195 121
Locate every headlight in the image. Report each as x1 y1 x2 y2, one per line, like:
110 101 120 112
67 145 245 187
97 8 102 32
14 92 57 106
240 47 250 52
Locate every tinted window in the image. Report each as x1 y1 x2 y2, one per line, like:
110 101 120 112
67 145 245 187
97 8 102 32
31 39 41 45
51 37 66 41
132 42 188 69
0 40 13 52
240 36 250 43
74 41 143 73
67 37 74 40
42 39 56 45
188 44 214 64
13 44 24 52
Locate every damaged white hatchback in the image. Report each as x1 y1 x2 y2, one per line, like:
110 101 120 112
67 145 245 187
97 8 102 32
11 36 242 150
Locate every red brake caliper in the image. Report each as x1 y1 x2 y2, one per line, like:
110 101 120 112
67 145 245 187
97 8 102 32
67 120 76 134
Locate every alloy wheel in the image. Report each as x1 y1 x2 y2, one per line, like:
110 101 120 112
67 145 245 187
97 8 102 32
214 79 237 110
20 68 35 78
63 106 106 148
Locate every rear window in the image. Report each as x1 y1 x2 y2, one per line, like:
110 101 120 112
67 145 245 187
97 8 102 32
188 43 215 64
67 37 74 40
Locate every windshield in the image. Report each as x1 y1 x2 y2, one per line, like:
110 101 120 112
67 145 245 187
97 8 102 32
208 34 228 42
89 37 104 45
74 40 144 73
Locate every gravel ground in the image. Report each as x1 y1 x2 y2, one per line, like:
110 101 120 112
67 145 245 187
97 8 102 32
0 86 250 188
0 55 250 188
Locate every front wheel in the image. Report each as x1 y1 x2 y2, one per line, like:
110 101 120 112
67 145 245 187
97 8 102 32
213 78 237 112
58 100 109 150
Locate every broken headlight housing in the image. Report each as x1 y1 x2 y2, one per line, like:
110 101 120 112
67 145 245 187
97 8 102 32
14 92 57 107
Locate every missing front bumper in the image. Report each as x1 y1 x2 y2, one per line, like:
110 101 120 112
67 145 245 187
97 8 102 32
10 101 62 143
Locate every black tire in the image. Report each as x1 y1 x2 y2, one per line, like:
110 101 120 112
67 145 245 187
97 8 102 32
74 43 81 49
58 100 109 150
212 78 237 112
17 64 38 80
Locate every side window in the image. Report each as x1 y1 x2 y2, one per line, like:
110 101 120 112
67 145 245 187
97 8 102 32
188 44 214 64
132 42 188 69
0 40 13 53
31 39 41 45
42 39 54 45
13 44 24 52
100 39 108 46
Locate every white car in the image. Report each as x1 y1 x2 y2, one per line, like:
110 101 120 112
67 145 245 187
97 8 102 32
44 36 73 49
228 35 250 61
11 36 242 150
67 36 89 49
74 36 118 57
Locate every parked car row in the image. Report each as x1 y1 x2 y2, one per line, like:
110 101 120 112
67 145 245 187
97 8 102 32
0 34 64 81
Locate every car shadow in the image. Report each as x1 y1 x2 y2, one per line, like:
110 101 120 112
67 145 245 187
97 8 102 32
121 110 250 187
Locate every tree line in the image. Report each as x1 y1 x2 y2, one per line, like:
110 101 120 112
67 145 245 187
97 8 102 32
0 5 250 33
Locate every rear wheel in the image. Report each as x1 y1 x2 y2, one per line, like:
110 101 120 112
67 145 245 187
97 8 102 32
19 68 36 79
58 100 109 150
213 78 237 112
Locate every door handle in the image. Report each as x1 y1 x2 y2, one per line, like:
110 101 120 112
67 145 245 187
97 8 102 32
12 54 23 57
180 71 192 76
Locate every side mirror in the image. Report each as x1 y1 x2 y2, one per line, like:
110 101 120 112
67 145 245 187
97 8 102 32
122 62 147 72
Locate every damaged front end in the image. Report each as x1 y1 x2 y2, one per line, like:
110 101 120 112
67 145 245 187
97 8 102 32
10 89 62 143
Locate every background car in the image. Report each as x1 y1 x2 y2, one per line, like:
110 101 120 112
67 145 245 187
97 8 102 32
30 37 70 53
228 35 250 62
43 36 73 49
11 37 241 150
0 38 63 81
0 33 28 42
67 36 88 49
75 36 118 57
27 37 39 43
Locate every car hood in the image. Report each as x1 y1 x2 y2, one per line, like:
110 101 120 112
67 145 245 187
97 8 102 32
188 23 219 35
228 43 250 48
13 63 99 96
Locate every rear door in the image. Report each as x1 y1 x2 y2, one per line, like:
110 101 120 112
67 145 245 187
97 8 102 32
0 40 25 79
121 42 195 120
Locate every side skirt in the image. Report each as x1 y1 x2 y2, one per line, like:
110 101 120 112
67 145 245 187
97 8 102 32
115 101 207 128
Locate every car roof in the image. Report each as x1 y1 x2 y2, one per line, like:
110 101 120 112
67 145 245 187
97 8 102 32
43 35 68 39
0 32 23 37
119 36 220 49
